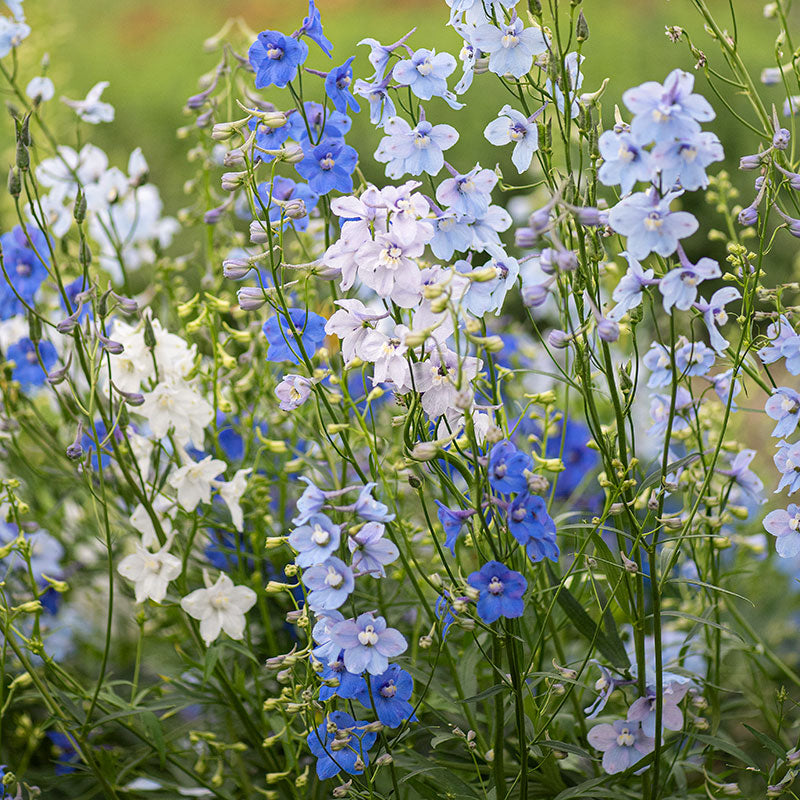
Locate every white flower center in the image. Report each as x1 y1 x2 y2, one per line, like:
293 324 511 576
311 524 330 546
416 58 434 76
358 624 379 647
501 32 520 49
644 212 663 231
324 566 344 588
616 728 635 747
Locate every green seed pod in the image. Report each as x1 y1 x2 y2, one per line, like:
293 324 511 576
74 190 87 224
28 309 42 343
15 138 29 171
144 315 156 349
7 167 20 198
79 238 92 267
576 11 589 42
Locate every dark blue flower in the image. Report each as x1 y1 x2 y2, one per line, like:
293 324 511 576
287 101 352 143
295 137 358 195
7 337 57 387
435 591 466 638
248 117 292 163
262 308 327 363
0 224 50 320
318 652 365 701
508 493 559 563
488 440 532 495
249 30 309 89
434 500 475 555
357 664 415 727
467 560 527 624
306 710 377 780
256 176 319 231
300 0 333 57
47 731 79 775
325 56 360 114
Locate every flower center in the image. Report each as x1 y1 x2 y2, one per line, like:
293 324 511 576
15 261 31 276
311 524 330 545
501 31 520 49
714 309 728 325
26 349 37 364
211 593 229 609
509 123 526 142
511 507 527 523
324 566 344 588
616 728 635 747
380 680 397 698
337 74 351 90
266 45 284 61
414 132 431 149
416 58 434 76
644 211 664 231
791 513 800 531
681 145 698 162
617 143 636 163
488 576 504 595
320 154 336 171
358 624 379 647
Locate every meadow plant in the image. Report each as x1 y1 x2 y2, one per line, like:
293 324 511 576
3 0 800 797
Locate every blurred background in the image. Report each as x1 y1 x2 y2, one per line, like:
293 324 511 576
9 0 797 230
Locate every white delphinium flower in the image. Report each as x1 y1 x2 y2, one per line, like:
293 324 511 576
117 538 181 604
129 496 174 549
411 349 483 417
26 75 55 102
214 469 252 532
169 455 226 511
180 571 257 646
138 380 213 447
107 318 153 393
61 81 115 124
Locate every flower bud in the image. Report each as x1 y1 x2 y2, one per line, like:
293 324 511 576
237 286 267 311
773 127 791 150
548 329 571 349
521 284 550 308
739 153 764 171
223 148 245 167
597 318 619 342
410 442 439 461
221 171 247 191
250 220 270 244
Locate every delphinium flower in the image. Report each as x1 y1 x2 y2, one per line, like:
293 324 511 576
773 441 800 495
351 483 396 522
356 664 415 727
410 349 483 418
137 380 213 448
484 104 540 173
473 13 547 79
622 68 715 144
467 560 527 624
168 456 226 510
375 114 459 178
299 0 333 57
180 572 257 646
328 611 407 674
758 315 796 366
324 56 360 114
765 388 800 438
652 131 723 191
607 189 698 259
718 449 764 503
545 52 584 118
508 492 559 563
587 719 655 774
643 342 673 388
606 252 655 321
488 440 533 494
436 164 497 220
435 501 476 555
348 522 399 577
460 255 520 316
6 337 57 388
658 253 720 313
262 308 327 364
249 29 309 89
61 81 115 123
674 339 715 378
0 10 29 59
545 420 600 500
288 101 352 143
256 176 318 230
763 504 800 557
295 137 358 195
584 662 628 718
306 711 377 779
648 387 694 438
117 539 182 604
694 287 741 352
275 373 313 410
627 681 690 739
392 48 457 102
302 556 355 611
0 224 50 319
598 128 654 195
353 75 396 127
288 513 341 568
317 654 365 701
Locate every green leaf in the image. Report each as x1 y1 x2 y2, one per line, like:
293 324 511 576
203 644 220 684
141 710 166 769
460 683 508 704
742 724 787 759
692 732 760 770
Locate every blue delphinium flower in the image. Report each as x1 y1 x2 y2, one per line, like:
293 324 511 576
587 719 654 775
658 256 720 313
0 224 50 319
289 513 341 568
302 556 355 611
652 131 723 191
643 342 673 388
348 521 399 577
764 504 800 558
488 440 532 495
484 104 539 174
607 252 655 322
295 137 358 194
329 611 407 674
294 477 328 524
351 483 395 523
430 212 474 260
288 102 352 143
375 115 459 178
47 731 80 775
648 388 694 438
325 56 360 114
608 189 698 259
256 176 319 231
675 339 715 377
249 30 309 89
708 369 740 410
765 388 800 438
436 164 497 219
317 653 365 701
262 308 327 364
435 500 476 554
435 591 467 638
353 76 396 127
545 421 599 499
357 664 415 727
722 449 764 503
695 287 741 353
392 48 457 101
507 493 559 563
7 337 57 387
623 68 715 145
598 129 654 195
248 117 292 163
473 13 547 79
307 710 377 780
467 560 527 624
299 0 333 57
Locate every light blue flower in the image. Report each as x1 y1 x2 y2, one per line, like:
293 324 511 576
598 128 654 195
353 76 396 127
430 212 474 260
329 612 407 674
652 131 723 191
460 255 520 316
436 164 497 219
484 104 539 173
758 315 795 365
545 52 584 119
648 387 694 438
608 189 698 259
658 255 720 313
295 137 358 194
473 14 547 79
766 388 800 438
695 287 741 352
0 16 29 59
289 513 341 568
773 441 800 494
392 48 457 101
302 556 355 612
675 339 715 377
643 341 673 388
764 504 800 558
375 115 459 178
623 68 715 145
607 252 655 321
